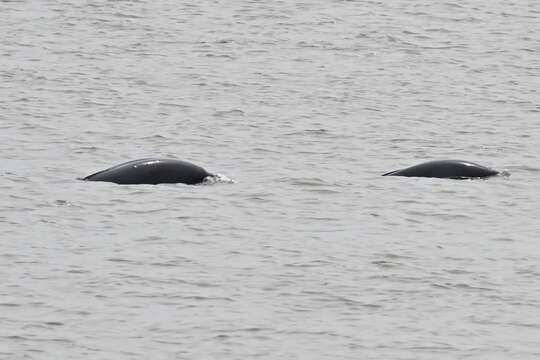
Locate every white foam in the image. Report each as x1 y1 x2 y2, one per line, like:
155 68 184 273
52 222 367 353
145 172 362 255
203 173 234 184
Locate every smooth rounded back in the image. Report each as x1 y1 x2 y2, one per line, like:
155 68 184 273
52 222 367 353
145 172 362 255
383 160 499 179
83 158 211 185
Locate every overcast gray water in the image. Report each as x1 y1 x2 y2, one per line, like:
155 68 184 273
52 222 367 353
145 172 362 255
2 1 540 359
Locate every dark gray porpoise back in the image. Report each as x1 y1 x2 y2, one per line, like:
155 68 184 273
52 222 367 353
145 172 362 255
382 160 499 179
83 158 211 185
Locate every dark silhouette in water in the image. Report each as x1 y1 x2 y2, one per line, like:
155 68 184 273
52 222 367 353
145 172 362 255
83 158 212 185
383 160 499 179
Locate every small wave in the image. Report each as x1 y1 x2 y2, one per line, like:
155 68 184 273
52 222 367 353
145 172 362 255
112 12 143 19
285 128 330 136
212 109 244 117
279 177 328 187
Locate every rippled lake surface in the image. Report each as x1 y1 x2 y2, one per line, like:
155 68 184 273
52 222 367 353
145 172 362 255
2 1 540 359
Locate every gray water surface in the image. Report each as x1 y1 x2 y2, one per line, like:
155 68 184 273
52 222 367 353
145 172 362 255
2 1 540 359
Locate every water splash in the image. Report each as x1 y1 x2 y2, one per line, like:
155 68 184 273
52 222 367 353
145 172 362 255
499 170 511 178
203 173 234 184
